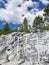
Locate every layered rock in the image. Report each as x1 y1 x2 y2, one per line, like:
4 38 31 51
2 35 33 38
0 31 49 65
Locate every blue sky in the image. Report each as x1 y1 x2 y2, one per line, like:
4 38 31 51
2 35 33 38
0 0 49 29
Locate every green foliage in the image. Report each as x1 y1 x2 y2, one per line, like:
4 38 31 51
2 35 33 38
23 18 28 32
17 19 30 33
23 18 29 32
33 16 44 32
0 20 30 35
44 4 49 16
43 4 49 23
42 25 49 31
0 4 49 34
16 18 30 33
3 23 11 34
0 29 3 35
0 23 17 35
32 4 49 32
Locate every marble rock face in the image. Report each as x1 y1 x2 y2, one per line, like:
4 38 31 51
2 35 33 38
0 31 49 65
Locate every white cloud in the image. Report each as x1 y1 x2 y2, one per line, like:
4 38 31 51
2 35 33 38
0 0 23 23
22 9 44 25
0 0 44 25
36 10 44 17
22 12 36 25
40 0 49 5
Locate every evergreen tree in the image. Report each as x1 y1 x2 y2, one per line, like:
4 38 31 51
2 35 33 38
42 4 49 31
44 4 49 22
42 24 49 31
3 23 11 34
33 16 44 32
23 18 29 32
44 4 49 16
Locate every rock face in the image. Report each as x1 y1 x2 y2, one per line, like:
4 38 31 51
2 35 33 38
0 31 49 65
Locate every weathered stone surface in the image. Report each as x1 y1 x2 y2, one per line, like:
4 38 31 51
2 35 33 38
0 31 49 65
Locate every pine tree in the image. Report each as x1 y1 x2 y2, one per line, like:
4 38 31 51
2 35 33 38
23 18 29 32
44 4 49 16
3 23 11 34
33 16 44 32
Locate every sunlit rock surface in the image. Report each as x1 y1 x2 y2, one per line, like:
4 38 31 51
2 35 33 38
0 31 49 65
